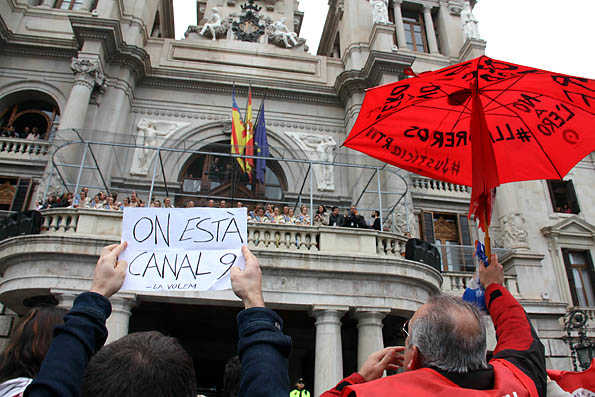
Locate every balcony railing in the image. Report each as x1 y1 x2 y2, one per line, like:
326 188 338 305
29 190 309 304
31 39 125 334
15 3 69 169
442 271 521 298
410 176 471 198
33 208 527 297
0 137 51 162
39 208 409 258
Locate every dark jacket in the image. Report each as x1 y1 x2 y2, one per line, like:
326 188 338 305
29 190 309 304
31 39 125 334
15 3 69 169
25 294 292 397
345 213 368 229
322 284 547 397
24 292 111 397
371 217 381 231
328 213 344 227
237 307 292 397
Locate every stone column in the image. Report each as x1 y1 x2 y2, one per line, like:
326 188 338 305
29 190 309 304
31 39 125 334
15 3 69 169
312 306 347 397
354 308 389 369
53 289 80 310
59 57 105 132
392 0 407 49
422 5 439 54
105 293 136 344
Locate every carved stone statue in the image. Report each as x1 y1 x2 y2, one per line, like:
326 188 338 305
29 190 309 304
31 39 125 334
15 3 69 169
199 8 226 40
461 1 480 40
130 119 189 175
269 17 299 48
499 213 529 249
371 0 389 24
285 131 336 191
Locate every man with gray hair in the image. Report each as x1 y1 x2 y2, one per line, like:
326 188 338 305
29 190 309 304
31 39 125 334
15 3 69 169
322 256 546 396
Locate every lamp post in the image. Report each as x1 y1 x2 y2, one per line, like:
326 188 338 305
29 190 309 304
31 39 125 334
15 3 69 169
563 310 594 371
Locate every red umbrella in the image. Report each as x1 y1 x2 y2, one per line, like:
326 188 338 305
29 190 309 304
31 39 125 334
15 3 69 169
345 56 595 257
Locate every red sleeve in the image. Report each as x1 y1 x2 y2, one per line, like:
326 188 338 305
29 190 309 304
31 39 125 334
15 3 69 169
485 283 533 353
320 373 365 397
485 283 546 397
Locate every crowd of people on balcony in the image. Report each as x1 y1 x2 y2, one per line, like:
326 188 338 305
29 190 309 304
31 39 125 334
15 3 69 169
0 125 45 140
36 188 384 230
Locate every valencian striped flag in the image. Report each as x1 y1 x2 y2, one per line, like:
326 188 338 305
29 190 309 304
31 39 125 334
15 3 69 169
244 87 255 179
231 87 245 170
254 100 269 184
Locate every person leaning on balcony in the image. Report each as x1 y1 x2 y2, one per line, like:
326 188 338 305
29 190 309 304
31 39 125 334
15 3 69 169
296 205 310 225
345 206 368 229
163 197 174 208
371 210 381 231
328 206 344 227
313 205 329 226
321 255 546 397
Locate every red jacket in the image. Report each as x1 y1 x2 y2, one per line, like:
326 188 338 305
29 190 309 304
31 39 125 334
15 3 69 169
547 359 595 394
323 284 546 397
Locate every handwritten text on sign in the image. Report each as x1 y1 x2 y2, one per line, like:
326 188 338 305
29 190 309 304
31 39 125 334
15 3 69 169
120 208 247 292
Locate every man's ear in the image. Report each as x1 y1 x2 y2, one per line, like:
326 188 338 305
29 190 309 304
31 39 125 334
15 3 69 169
407 346 422 370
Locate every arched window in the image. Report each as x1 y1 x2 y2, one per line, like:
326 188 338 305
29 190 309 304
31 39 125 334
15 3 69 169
0 91 60 140
178 141 286 206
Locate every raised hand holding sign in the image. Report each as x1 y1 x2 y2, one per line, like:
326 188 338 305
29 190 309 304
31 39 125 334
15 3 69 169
119 207 247 292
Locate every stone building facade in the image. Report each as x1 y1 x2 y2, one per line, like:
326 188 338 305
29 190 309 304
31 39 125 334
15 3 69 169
0 0 593 395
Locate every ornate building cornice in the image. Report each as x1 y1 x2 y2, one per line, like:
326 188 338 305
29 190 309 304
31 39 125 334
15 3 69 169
142 74 341 106
335 51 414 103
69 16 151 80
0 13 77 59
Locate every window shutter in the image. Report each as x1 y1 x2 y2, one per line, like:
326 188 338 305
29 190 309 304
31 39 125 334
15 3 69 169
585 251 595 306
10 178 31 212
562 249 580 306
458 215 472 245
566 180 580 214
421 211 435 243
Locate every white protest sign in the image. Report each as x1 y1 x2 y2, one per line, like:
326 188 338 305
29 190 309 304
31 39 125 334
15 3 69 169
119 207 247 292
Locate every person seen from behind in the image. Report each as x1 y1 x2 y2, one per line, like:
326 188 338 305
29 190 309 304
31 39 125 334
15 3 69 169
321 255 546 396
0 307 66 397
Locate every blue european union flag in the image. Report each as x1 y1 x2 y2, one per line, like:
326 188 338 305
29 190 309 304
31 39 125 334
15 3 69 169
254 102 269 184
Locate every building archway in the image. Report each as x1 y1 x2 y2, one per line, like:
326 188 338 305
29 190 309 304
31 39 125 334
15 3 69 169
176 140 287 207
0 90 60 139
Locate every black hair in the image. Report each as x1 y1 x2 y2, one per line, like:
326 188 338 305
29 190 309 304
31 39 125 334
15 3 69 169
81 331 196 397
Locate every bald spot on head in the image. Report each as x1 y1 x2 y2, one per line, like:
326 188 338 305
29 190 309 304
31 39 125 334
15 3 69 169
413 299 481 339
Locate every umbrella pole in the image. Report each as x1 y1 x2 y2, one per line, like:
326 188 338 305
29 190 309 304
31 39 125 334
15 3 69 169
484 205 491 265
484 229 491 265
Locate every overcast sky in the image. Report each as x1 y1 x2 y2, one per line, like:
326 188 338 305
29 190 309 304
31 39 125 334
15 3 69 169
173 0 594 79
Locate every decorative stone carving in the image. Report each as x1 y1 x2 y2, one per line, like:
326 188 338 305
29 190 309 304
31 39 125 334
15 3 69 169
499 213 529 249
386 204 411 235
70 57 105 91
267 18 298 48
285 131 336 191
371 0 389 24
461 1 480 40
130 119 190 176
198 8 229 41
447 0 465 16
232 0 266 42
